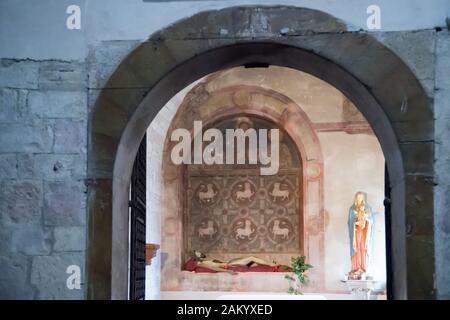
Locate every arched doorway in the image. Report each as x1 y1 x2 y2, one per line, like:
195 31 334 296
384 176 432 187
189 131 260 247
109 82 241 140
86 6 434 300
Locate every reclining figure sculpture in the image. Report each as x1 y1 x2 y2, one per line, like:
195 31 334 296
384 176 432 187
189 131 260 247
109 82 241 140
186 250 285 274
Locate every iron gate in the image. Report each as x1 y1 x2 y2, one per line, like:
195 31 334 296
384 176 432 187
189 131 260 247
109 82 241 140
129 135 146 300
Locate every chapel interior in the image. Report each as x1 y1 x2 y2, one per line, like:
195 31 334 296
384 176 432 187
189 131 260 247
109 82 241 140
141 66 387 300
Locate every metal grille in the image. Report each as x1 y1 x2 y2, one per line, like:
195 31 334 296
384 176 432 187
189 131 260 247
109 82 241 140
129 135 146 300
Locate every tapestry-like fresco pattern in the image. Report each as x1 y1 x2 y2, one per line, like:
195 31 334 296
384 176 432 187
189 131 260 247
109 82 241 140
186 172 301 253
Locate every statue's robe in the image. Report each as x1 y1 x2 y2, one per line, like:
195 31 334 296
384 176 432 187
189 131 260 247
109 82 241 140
348 194 374 273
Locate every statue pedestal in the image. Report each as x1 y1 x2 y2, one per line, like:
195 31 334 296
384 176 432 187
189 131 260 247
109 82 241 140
341 279 379 300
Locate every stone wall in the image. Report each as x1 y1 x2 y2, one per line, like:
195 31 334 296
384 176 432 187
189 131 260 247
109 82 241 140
434 30 450 300
376 28 450 299
0 2 449 299
0 58 87 299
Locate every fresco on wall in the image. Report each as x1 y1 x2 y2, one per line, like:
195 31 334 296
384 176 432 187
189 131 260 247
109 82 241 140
184 117 303 255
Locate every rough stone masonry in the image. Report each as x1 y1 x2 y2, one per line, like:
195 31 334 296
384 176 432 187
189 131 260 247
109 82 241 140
0 59 87 299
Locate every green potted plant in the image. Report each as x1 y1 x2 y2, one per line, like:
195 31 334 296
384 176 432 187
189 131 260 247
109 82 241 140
284 256 313 295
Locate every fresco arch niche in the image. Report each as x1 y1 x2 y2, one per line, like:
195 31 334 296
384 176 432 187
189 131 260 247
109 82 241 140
159 84 325 292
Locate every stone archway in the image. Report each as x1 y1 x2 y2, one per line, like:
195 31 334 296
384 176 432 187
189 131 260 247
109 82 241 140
87 6 434 300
